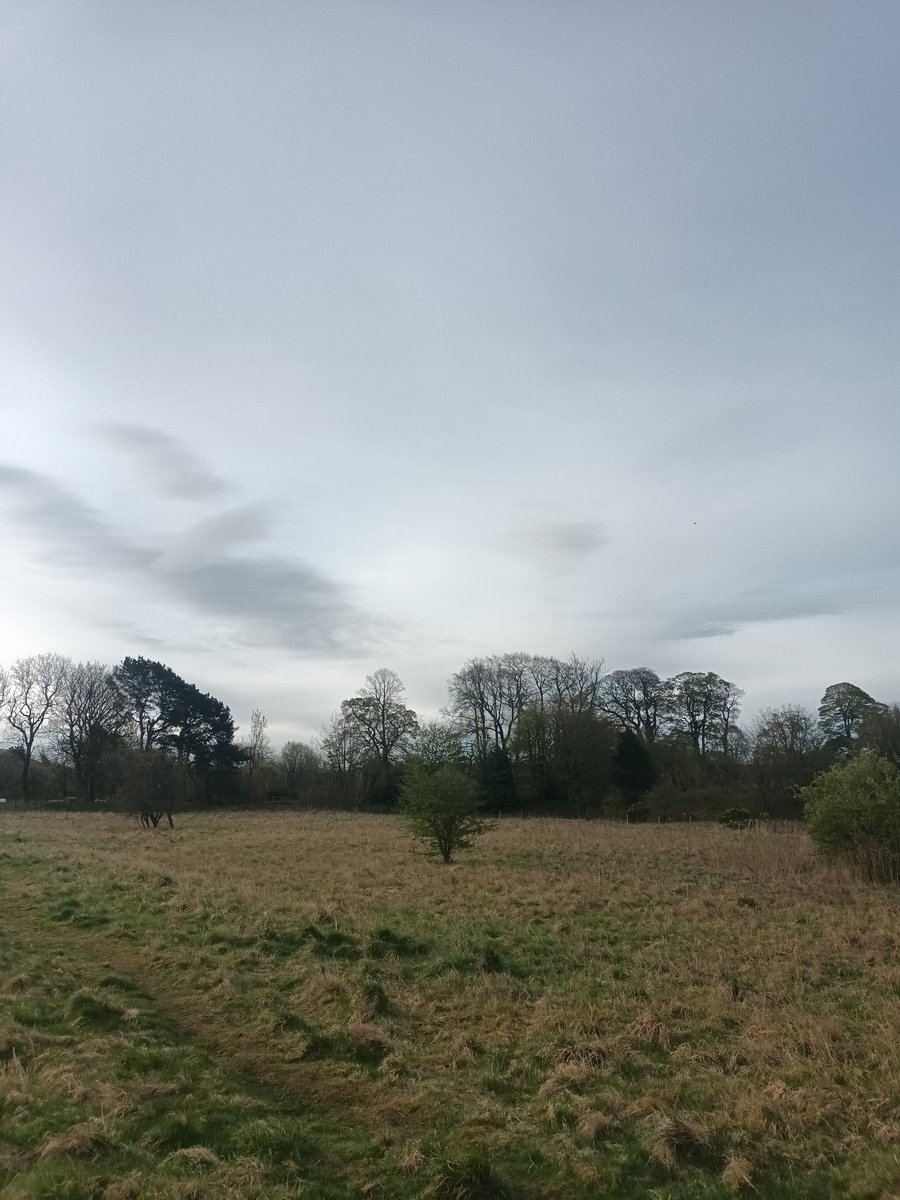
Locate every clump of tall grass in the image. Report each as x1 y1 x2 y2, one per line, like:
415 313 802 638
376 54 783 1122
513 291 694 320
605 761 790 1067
423 1150 515 1199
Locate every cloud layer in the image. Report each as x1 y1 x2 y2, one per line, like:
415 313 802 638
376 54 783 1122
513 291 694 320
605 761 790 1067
1 4 899 739
102 423 231 500
0 441 377 659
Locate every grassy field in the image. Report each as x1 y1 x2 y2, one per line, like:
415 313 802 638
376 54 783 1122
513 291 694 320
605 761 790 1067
1 812 899 1199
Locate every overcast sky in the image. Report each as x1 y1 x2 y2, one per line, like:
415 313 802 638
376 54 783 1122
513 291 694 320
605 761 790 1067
2 2 899 745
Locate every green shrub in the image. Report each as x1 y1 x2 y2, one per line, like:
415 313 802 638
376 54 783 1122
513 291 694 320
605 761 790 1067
400 765 492 864
801 752 900 881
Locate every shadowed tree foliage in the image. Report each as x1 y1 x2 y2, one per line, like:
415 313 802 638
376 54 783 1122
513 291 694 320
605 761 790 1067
859 704 900 768
550 709 617 816
447 653 608 814
817 682 884 748
751 706 827 816
410 719 468 771
277 740 321 802
448 653 604 761
478 743 517 814
668 671 743 756
111 657 243 801
120 746 196 828
512 705 616 816
14 639 900 830
612 728 658 803
111 657 178 752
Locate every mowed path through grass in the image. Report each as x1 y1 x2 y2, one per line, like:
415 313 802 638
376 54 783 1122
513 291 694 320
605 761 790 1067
1 811 900 1199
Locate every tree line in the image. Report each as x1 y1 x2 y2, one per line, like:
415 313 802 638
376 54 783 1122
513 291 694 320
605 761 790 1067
0 654 243 817
312 657 893 819
1 650 894 820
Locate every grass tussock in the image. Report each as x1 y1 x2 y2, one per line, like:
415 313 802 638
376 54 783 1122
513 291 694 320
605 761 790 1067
164 1145 221 1168
537 1062 593 1097
646 1113 717 1171
721 1152 754 1190
574 1109 615 1140
627 1009 671 1047
346 1019 392 1051
423 1150 515 1200
67 988 128 1028
39 1118 115 1160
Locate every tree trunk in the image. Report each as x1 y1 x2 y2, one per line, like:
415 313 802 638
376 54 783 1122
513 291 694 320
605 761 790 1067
21 750 32 806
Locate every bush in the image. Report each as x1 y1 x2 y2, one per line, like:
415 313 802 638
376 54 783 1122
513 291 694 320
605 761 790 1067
400 765 493 864
800 751 900 881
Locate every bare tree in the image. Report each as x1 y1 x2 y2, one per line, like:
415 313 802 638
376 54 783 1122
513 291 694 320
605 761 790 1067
279 740 320 800
55 661 128 802
246 708 271 774
598 667 669 741
6 653 69 803
318 710 367 806
752 705 827 815
753 706 823 757
550 654 605 715
448 653 534 757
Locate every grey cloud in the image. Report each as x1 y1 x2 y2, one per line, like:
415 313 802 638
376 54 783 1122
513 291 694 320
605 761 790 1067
161 557 379 657
102 423 231 501
505 519 606 571
0 464 149 568
98 618 168 649
154 502 274 571
0 463 376 657
665 585 846 641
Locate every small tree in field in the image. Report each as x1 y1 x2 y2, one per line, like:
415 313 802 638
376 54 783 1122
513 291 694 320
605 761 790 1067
800 751 900 881
120 749 195 829
400 764 492 864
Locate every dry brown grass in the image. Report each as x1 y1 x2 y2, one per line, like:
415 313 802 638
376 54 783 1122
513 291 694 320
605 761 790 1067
573 1109 615 1140
165 1146 221 1168
1 809 899 1198
646 1112 715 1170
721 1152 754 1190
38 1117 115 1160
